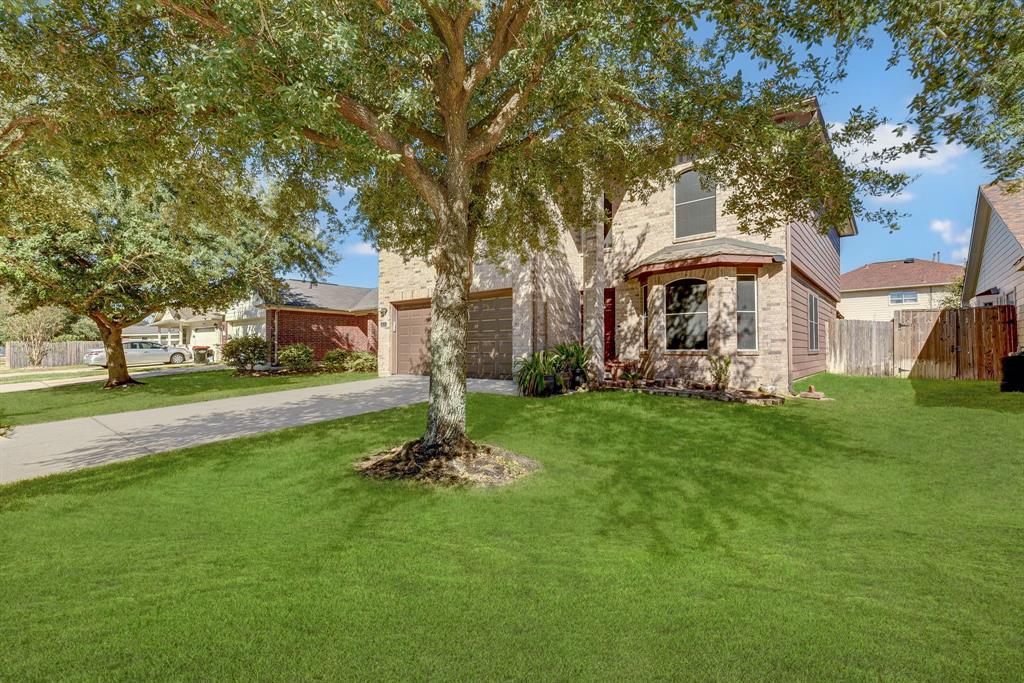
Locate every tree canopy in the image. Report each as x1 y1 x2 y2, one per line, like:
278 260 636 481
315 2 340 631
2 0 1021 443
0 169 333 385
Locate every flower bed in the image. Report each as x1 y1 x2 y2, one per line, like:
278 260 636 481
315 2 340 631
592 378 784 406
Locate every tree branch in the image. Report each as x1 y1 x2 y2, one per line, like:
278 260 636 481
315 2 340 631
464 0 534 94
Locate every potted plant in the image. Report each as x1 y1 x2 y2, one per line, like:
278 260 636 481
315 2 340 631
514 351 564 397
552 342 592 390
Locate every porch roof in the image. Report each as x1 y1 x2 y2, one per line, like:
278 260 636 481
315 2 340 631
153 309 224 328
625 237 785 280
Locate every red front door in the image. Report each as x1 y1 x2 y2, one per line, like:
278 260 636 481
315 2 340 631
604 288 616 362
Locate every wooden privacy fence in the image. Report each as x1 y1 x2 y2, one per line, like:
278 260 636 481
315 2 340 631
3 341 99 369
828 306 1018 380
827 319 894 377
894 306 1018 380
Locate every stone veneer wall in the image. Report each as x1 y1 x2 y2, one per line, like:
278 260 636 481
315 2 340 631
602 163 792 390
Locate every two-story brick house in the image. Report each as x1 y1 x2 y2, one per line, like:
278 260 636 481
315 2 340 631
377 105 854 391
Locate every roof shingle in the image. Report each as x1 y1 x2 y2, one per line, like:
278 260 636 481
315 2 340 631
274 279 378 313
980 183 1024 248
840 259 963 292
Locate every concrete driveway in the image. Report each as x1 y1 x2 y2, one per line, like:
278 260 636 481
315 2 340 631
0 375 516 485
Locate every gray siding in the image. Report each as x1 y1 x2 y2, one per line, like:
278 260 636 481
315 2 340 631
791 272 835 380
790 220 841 300
970 211 1024 346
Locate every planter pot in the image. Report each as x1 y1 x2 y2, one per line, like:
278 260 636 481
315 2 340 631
543 374 558 396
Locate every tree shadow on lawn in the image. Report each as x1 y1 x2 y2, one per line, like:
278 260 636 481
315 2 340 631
531 392 874 558
910 377 1024 413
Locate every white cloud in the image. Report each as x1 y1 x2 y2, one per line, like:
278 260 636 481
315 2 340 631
930 218 971 262
345 241 377 257
868 191 915 205
836 123 967 174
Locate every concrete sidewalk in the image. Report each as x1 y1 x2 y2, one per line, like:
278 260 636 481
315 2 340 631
0 375 516 484
0 364 226 393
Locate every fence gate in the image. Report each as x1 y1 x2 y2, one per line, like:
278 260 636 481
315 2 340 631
894 306 1017 380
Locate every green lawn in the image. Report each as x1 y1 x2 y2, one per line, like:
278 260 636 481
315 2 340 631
0 365 168 384
1 370 377 425
1 375 1021 680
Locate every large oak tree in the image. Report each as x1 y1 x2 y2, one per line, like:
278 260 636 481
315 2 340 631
2 1 1021 452
0 169 333 387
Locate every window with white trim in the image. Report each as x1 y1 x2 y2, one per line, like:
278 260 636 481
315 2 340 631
674 171 716 240
666 278 709 350
889 291 919 305
808 293 820 351
736 275 757 350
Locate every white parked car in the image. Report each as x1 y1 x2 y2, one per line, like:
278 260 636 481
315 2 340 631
84 341 192 367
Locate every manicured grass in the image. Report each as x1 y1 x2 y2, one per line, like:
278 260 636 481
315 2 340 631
0 365 168 384
1 370 377 425
1 375 1021 680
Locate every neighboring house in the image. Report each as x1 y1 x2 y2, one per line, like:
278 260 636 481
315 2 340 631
154 279 379 362
121 324 181 346
262 280 378 361
378 100 854 389
962 182 1024 346
837 258 964 321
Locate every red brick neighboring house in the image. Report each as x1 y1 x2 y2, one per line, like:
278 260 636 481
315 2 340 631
265 280 379 361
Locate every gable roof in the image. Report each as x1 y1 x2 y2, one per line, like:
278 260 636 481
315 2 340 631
272 279 378 313
840 259 963 293
962 182 1024 304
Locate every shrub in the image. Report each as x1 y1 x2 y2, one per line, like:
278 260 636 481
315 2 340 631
323 349 351 372
709 355 731 390
222 334 269 371
278 343 314 372
343 350 377 373
552 341 593 385
514 351 563 397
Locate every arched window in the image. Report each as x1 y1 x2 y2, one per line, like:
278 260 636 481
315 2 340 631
665 279 709 350
674 171 716 239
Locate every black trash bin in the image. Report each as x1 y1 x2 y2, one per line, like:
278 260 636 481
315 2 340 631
1000 353 1024 392
193 346 211 365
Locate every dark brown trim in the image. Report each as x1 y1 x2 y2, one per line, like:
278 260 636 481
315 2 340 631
791 262 840 304
626 255 775 281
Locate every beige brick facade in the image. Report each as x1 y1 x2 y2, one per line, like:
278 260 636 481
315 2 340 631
377 227 583 376
378 161 842 390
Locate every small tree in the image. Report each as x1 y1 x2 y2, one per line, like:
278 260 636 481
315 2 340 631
0 171 332 387
939 275 966 310
0 298 67 366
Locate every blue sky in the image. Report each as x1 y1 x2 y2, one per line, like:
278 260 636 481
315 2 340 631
318 28 989 289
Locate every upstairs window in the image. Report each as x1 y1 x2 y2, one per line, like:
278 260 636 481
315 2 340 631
666 278 709 350
674 171 716 240
736 275 758 351
889 291 919 305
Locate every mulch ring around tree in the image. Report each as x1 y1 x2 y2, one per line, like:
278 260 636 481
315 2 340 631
355 439 541 487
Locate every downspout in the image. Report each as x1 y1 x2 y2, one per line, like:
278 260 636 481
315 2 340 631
273 309 279 364
785 226 796 395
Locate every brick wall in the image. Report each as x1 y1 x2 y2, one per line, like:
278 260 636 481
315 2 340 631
266 308 378 361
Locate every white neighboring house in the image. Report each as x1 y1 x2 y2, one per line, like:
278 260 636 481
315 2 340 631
121 323 181 346
837 257 964 321
962 182 1024 347
153 309 227 360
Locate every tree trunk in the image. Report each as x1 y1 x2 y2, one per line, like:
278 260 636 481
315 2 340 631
423 164 472 451
94 319 140 388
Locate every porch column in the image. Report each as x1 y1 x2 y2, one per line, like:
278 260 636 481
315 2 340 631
583 192 605 380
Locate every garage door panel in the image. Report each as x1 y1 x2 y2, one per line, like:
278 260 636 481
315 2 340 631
394 294 512 379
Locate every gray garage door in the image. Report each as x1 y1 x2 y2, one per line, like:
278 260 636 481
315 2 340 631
393 294 513 379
